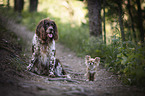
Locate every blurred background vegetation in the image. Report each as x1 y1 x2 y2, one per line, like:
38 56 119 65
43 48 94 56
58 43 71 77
0 0 145 87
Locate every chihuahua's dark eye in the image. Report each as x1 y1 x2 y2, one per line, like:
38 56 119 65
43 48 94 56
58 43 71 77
89 62 94 65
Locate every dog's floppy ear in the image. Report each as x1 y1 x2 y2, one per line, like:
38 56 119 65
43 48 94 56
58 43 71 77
52 21 58 40
40 26 46 40
95 57 100 66
36 20 45 40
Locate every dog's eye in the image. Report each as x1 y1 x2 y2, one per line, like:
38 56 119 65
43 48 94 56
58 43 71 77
51 23 54 26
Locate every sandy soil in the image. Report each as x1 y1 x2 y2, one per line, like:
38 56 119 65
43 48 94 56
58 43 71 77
0 16 145 96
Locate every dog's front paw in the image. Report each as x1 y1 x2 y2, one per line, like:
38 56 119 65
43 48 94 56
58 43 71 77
27 64 33 71
49 72 55 77
66 74 71 79
86 79 89 81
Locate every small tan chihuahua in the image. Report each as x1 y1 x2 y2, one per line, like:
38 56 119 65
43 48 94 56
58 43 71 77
85 55 100 81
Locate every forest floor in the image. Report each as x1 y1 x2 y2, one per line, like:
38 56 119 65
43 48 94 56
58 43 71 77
0 16 145 96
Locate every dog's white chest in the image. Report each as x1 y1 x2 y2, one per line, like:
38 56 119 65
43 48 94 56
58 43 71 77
89 65 96 73
40 39 55 66
40 52 48 66
49 40 55 59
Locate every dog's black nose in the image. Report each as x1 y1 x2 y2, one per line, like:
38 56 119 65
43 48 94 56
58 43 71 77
49 28 53 32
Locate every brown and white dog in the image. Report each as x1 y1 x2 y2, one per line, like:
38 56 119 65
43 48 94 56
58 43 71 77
27 18 69 78
85 55 100 81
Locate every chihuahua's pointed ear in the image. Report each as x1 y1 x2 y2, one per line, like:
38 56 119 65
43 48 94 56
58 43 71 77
85 55 91 61
95 57 100 66
85 55 90 66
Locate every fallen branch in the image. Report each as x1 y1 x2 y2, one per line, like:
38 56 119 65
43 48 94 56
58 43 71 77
48 78 80 83
66 71 84 75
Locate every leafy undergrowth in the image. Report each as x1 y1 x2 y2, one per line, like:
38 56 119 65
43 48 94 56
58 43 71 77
104 40 145 86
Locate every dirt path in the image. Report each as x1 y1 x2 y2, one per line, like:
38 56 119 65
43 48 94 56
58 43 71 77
0 16 144 96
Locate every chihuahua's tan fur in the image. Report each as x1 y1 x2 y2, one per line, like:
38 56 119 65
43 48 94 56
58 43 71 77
85 55 100 81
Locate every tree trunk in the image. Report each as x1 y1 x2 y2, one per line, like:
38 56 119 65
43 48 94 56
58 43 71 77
136 0 144 44
7 0 9 8
87 0 102 37
118 1 125 42
14 0 24 13
29 0 38 12
103 0 106 44
127 0 136 43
